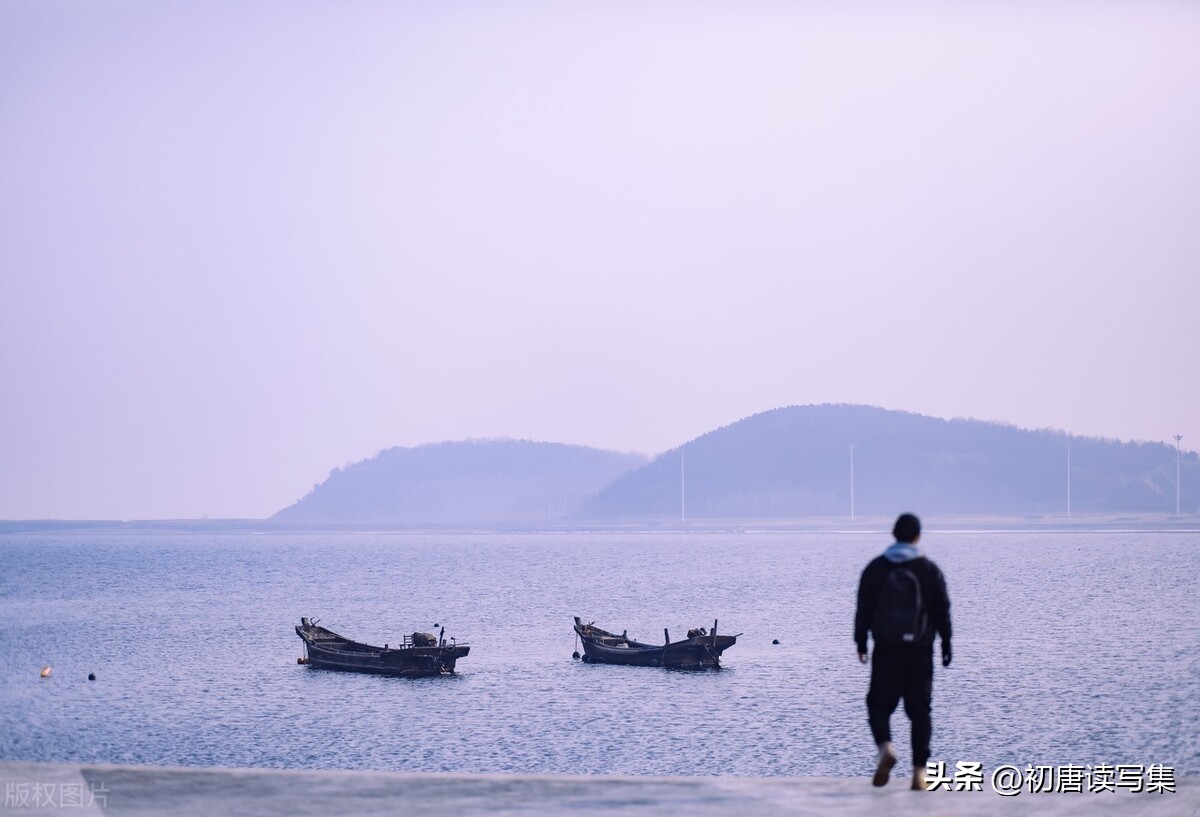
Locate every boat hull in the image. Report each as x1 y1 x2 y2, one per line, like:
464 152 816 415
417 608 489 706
574 617 736 669
580 636 736 668
296 622 468 677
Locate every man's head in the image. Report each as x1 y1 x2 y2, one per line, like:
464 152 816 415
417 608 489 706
893 513 921 544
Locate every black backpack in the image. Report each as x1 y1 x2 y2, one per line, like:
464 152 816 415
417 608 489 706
872 563 929 645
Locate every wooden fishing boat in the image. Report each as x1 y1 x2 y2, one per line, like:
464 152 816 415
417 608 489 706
573 616 737 668
295 617 469 676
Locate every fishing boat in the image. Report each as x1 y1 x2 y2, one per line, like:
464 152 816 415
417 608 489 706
295 617 469 676
572 616 737 668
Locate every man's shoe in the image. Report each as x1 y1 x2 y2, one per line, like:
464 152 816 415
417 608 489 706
911 765 928 791
872 743 897 787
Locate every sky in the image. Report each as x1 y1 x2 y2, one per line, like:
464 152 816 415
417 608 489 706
2 1 1198 520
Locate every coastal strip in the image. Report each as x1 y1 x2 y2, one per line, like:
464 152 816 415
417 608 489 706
1 762 1195 816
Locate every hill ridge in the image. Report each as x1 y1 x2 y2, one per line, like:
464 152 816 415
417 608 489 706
582 404 1197 519
273 405 1198 525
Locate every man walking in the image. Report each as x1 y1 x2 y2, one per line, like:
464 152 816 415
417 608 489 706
855 513 952 790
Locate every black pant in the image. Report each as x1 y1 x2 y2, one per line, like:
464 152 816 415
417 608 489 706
867 644 933 766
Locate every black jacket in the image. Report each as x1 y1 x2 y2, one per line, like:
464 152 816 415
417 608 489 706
855 554 951 655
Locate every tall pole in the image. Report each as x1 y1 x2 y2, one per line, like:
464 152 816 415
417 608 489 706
1176 434 1185 515
1067 437 1072 518
681 448 686 527
850 444 855 521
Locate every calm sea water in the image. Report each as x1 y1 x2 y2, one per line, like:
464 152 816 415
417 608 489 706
1 530 1197 777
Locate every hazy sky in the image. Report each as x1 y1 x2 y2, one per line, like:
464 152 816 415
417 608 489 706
2 1 1197 519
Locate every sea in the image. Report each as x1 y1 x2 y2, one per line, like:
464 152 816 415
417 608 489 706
1 529 1197 778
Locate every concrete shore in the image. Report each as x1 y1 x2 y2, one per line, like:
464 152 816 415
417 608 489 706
1 762 1195 816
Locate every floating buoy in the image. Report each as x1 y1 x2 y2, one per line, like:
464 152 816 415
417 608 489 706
88 673 96 681
772 639 780 645
572 651 580 660
297 657 310 665
40 666 52 678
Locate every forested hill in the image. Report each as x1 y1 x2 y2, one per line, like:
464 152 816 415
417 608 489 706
272 407 1196 527
273 439 645 526
580 404 1198 519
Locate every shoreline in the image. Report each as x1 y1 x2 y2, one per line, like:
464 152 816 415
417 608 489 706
1 514 1198 536
1 761 1195 816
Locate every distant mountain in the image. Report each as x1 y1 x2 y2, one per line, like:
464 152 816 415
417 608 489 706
272 439 646 527
581 404 1198 519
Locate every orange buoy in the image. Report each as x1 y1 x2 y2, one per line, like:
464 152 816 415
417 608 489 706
40 666 52 678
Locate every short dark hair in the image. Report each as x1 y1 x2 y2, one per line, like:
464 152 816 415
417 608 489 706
893 513 921 543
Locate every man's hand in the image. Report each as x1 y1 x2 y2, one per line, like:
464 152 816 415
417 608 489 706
858 652 868 664
941 641 952 668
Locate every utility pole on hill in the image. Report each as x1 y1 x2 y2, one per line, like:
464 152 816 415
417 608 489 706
850 444 855 521
681 448 686 527
1175 435 1183 516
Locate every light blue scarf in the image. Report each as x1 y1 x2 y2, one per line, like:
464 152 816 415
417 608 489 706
883 541 920 563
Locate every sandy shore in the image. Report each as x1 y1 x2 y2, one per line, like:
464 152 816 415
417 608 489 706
1 762 1195 816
